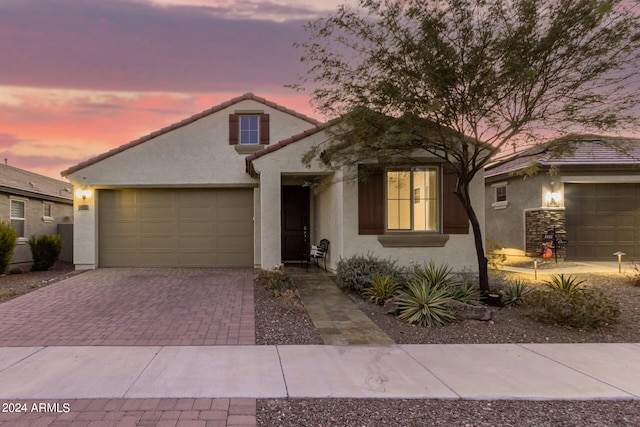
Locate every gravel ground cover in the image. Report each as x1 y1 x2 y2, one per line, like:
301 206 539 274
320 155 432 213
3 265 640 426
255 267 640 427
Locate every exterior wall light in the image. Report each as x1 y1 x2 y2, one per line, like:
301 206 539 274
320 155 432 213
544 191 562 207
75 188 93 210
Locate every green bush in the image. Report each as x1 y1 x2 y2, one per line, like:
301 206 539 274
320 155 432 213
0 221 18 274
525 289 621 329
255 265 296 297
396 277 456 327
362 274 401 305
28 234 62 271
336 253 405 293
500 279 531 306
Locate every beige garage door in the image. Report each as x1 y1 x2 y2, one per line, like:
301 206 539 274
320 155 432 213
99 188 253 267
565 183 640 260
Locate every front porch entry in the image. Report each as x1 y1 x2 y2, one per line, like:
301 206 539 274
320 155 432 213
281 185 310 261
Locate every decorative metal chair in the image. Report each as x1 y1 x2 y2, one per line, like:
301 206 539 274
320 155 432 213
307 239 329 271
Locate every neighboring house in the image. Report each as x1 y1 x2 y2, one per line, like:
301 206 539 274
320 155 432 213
61 93 483 272
0 163 74 269
485 135 640 261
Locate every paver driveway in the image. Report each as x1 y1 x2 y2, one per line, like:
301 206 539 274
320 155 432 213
0 268 255 347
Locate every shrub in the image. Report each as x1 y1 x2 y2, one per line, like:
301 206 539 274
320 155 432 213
626 261 640 287
486 237 507 269
543 274 584 294
411 262 457 288
255 265 296 297
336 253 405 293
525 289 621 329
445 280 482 306
500 279 531 306
0 221 18 274
395 277 456 327
28 234 62 271
362 274 401 305
411 262 481 305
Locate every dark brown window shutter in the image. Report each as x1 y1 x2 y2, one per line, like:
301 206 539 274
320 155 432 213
358 165 384 235
229 114 239 145
442 167 469 234
260 114 270 144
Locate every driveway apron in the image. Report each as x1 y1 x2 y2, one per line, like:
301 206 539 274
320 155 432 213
0 268 256 347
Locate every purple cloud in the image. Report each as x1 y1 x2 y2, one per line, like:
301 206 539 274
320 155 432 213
0 133 22 149
0 0 313 92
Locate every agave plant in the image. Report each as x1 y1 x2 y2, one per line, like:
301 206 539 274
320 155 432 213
362 274 401 305
396 277 456 327
412 262 456 289
501 279 531 306
445 280 482 306
543 274 585 294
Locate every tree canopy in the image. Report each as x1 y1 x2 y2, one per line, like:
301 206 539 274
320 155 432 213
294 0 640 291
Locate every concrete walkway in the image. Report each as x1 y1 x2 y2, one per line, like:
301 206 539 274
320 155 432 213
1 344 639 400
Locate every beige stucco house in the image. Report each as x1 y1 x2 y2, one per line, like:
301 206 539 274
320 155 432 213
485 135 640 261
1 163 74 269
61 93 483 272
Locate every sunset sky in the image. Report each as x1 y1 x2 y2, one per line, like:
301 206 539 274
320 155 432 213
0 0 347 179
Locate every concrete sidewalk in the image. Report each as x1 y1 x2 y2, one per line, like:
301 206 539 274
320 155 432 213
1 343 639 401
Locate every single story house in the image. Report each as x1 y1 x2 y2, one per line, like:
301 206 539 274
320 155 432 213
485 135 640 261
0 162 74 269
61 93 483 272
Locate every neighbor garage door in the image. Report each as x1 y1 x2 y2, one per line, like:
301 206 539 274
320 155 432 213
98 188 253 267
565 183 640 260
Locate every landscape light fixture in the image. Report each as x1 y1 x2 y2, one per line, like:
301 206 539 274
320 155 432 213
533 258 539 279
613 251 625 274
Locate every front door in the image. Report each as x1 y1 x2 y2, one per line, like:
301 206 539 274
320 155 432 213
281 186 310 261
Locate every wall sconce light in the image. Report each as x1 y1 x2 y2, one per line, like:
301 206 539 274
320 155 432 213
544 191 562 207
75 188 93 210
613 251 625 274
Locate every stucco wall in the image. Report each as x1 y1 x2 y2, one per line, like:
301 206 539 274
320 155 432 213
340 166 484 273
485 173 552 255
66 99 319 269
0 193 73 268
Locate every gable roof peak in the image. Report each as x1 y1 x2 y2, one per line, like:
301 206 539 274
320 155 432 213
61 92 321 177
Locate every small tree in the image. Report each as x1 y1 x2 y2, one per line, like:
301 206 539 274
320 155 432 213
294 0 640 292
0 221 18 274
28 234 62 271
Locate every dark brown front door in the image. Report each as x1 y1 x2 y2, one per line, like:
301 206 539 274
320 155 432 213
281 186 310 261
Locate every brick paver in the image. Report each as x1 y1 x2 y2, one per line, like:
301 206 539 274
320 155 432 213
0 268 258 426
0 398 257 427
0 268 255 347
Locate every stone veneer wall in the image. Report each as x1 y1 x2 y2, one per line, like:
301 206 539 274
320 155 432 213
525 208 566 258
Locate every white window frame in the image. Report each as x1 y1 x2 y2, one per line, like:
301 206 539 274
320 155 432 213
10 197 27 241
43 202 54 222
491 181 509 209
239 115 260 144
385 166 440 232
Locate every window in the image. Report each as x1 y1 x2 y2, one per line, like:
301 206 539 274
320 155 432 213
491 182 509 209
10 199 25 238
386 168 438 231
239 115 259 144
229 113 270 146
43 202 53 221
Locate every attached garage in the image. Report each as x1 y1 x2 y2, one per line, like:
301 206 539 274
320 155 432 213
98 188 254 267
565 183 640 260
